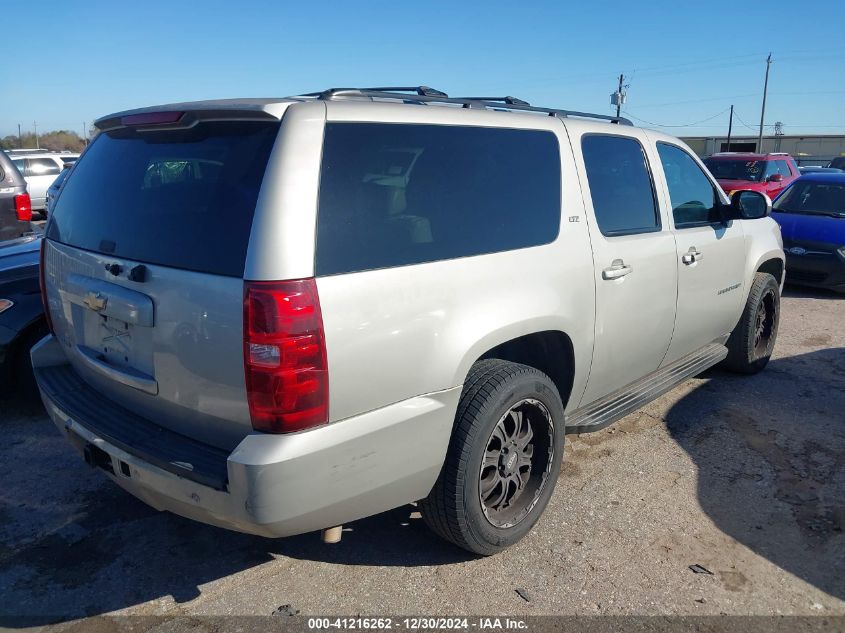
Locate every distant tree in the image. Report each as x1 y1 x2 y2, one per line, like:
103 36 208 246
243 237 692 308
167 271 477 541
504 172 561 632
39 130 86 152
0 130 85 152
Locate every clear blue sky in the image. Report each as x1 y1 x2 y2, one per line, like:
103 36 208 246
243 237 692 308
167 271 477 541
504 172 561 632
2 0 844 139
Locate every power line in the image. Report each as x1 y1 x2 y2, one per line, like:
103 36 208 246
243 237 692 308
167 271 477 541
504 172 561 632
732 110 759 131
622 108 731 128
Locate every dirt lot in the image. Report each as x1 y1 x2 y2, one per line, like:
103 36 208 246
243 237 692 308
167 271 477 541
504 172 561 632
1 288 843 627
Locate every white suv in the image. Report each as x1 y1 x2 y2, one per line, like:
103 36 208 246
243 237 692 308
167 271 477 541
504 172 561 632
33 87 784 555
10 152 79 213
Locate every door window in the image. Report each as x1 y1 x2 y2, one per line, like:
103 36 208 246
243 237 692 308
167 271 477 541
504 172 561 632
657 143 721 228
775 159 792 176
581 135 659 236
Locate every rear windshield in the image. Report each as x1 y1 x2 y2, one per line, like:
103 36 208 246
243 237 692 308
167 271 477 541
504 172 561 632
315 123 561 276
47 120 279 277
703 158 765 182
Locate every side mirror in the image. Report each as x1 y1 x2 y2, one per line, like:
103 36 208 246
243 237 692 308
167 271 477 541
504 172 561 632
730 189 772 219
767 173 784 183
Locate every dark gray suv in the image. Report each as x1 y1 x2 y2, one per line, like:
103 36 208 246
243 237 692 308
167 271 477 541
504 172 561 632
0 152 32 242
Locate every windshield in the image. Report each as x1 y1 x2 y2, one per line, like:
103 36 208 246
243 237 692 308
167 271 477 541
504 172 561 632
773 181 845 217
704 158 765 182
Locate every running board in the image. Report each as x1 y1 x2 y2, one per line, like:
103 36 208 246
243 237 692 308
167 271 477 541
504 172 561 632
565 343 728 434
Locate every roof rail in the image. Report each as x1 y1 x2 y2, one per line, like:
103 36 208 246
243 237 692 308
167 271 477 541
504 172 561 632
456 96 531 106
305 86 632 125
305 86 449 99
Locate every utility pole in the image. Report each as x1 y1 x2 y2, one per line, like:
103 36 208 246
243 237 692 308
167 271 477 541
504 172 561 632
82 122 87 142
610 74 627 119
726 105 734 152
757 53 772 152
17 123 22 149
616 74 624 118
33 121 39 149
774 121 784 152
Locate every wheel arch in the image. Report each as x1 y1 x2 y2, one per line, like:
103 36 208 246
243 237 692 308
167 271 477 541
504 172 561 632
756 256 785 288
458 326 578 411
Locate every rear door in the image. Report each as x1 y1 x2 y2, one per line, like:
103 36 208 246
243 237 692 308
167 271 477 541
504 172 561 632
651 141 746 364
43 116 280 449
573 129 678 406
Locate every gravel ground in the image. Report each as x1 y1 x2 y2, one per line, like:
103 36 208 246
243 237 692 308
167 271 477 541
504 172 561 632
0 287 843 627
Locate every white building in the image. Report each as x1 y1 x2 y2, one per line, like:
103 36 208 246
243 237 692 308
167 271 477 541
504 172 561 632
680 134 845 165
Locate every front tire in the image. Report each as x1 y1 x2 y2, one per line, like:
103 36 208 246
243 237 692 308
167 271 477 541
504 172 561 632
722 272 780 374
420 360 564 555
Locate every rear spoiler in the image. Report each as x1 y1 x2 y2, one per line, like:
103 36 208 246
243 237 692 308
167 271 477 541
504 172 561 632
95 102 285 133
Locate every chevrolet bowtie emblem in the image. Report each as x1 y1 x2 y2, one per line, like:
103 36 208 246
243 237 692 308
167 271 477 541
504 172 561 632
83 291 108 311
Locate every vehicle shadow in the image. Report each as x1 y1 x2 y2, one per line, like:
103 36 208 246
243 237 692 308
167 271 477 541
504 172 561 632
783 285 845 300
0 389 472 627
665 347 845 601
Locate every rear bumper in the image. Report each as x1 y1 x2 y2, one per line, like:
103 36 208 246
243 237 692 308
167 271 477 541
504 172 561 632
32 335 459 537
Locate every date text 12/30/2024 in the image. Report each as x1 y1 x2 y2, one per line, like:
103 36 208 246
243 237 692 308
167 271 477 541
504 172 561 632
307 618 528 630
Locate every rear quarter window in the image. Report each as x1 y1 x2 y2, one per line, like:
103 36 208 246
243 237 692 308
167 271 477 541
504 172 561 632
46 120 280 277
315 123 561 276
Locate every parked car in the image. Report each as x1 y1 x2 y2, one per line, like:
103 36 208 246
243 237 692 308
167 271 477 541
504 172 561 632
10 153 79 213
5 148 51 155
828 157 845 170
799 166 843 175
704 152 800 199
32 87 784 555
0 151 32 242
45 163 74 216
772 173 845 292
0 234 46 394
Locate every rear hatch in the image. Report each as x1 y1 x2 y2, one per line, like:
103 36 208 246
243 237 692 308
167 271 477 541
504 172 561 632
43 114 281 450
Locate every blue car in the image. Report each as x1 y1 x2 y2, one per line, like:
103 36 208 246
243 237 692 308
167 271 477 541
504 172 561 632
0 234 46 394
772 172 845 292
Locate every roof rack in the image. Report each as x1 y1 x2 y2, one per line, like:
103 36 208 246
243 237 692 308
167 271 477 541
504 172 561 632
304 86 632 125
454 96 531 106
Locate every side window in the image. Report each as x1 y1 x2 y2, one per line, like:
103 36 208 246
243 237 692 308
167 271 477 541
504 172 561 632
775 160 791 176
28 158 61 176
581 135 659 235
315 123 561 276
12 159 27 176
656 143 720 228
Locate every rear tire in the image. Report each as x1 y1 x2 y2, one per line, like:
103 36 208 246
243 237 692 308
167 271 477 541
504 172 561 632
420 359 564 555
722 272 780 374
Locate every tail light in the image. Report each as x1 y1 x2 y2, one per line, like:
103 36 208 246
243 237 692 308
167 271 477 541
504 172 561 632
121 111 185 126
15 193 32 221
243 278 328 433
39 239 54 334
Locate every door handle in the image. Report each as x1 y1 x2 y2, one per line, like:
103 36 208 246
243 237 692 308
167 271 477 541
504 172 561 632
682 247 703 265
602 259 634 280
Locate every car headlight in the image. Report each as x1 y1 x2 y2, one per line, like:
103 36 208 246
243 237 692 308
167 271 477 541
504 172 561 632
0 299 13 314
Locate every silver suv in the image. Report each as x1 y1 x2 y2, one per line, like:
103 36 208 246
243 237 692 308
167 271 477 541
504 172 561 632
10 152 79 213
33 87 784 554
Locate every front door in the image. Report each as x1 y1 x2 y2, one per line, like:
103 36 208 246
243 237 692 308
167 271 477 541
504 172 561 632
651 140 747 365
573 130 678 406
